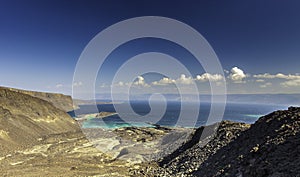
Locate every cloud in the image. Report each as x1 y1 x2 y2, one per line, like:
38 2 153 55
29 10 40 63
253 73 300 88
196 73 224 82
256 79 265 83
176 74 194 85
73 81 83 87
281 79 300 87
114 76 150 88
228 67 247 83
224 69 229 74
260 82 272 88
55 84 63 88
253 73 300 80
152 73 223 86
152 77 175 86
117 81 124 86
133 76 150 87
100 83 109 88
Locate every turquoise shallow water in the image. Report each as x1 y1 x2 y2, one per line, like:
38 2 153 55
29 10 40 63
82 121 154 129
71 101 287 129
244 114 265 118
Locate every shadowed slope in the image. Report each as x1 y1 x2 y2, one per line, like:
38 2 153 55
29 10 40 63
194 107 300 177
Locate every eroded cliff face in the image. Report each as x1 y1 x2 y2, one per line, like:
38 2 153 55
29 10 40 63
0 87 80 156
2 87 78 112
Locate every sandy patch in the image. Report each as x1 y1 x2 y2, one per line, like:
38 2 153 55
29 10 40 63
22 144 52 157
0 130 10 139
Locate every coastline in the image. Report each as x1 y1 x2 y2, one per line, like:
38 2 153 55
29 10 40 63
1 106 299 176
1 86 299 176
74 112 118 121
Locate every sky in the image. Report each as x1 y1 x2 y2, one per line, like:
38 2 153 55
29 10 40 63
1 0 300 97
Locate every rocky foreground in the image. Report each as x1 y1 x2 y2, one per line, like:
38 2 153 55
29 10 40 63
0 87 299 176
131 107 300 177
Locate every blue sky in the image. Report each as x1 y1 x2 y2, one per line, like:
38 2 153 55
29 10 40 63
1 0 300 96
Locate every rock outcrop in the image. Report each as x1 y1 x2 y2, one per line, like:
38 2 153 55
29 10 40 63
130 121 250 176
0 87 80 156
2 87 78 112
193 107 300 177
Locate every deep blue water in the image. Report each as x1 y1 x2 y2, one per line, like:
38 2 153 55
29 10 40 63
69 101 287 129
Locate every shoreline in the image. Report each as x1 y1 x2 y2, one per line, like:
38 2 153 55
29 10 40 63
1 107 299 176
74 112 118 121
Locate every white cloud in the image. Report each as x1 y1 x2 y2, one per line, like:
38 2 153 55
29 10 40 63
100 83 109 88
253 73 300 80
281 79 300 87
254 73 300 88
256 79 265 83
114 76 150 88
228 67 247 83
73 81 83 87
133 76 150 87
55 84 63 88
152 77 175 86
176 74 194 85
117 81 124 86
196 73 224 82
152 73 223 86
260 82 272 88
113 81 131 87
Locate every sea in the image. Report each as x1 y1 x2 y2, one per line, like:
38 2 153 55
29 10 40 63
69 101 288 129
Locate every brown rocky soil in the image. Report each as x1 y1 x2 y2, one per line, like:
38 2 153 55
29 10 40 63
0 87 140 176
0 87 79 156
0 131 136 177
2 86 77 112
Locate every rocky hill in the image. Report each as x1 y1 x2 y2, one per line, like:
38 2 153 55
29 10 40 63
0 87 139 176
0 87 80 156
193 107 300 177
131 107 300 177
130 121 251 176
1 87 78 112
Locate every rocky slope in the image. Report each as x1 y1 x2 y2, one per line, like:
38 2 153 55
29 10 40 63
130 121 251 176
159 121 250 176
2 87 77 112
0 87 79 156
193 107 300 177
0 87 139 176
131 107 300 177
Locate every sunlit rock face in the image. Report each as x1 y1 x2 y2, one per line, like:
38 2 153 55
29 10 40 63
0 87 79 156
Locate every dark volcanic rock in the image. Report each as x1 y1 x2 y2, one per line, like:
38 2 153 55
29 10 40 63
193 107 300 177
159 121 250 176
130 121 250 176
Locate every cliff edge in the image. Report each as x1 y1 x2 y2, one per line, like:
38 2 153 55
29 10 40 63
1 87 78 112
0 87 80 156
